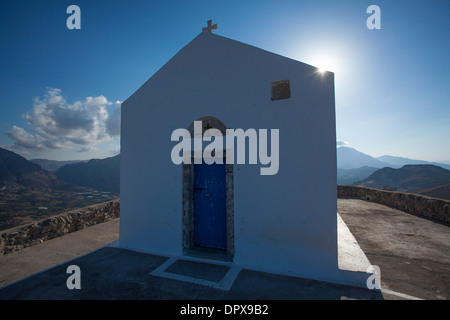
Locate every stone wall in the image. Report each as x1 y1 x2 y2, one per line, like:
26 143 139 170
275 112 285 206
338 185 450 223
2 186 448 255
0 200 120 255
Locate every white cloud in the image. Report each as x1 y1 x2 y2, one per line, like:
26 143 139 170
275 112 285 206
6 125 45 150
109 146 121 156
106 101 121 137
78 145 97 153
6 87 121 153
336 140 350 147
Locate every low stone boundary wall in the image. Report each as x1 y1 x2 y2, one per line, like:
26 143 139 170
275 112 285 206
338 185 449 223
0 200 120 255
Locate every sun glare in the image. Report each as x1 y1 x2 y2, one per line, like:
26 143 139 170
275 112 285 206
313 55 338 74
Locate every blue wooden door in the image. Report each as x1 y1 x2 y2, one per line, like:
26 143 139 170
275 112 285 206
194 161 227 249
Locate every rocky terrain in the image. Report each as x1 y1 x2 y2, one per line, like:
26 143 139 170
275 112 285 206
355 165 450 195
0 147 118 231
55 155 120 194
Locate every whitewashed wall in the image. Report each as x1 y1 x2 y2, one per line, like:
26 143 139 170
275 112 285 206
120 32 339 282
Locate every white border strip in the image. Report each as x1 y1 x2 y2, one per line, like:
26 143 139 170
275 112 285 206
149 257 242 291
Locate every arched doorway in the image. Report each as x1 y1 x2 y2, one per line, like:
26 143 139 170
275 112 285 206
182 116 234 260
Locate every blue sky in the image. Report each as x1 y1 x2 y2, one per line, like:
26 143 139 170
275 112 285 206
0 0 449 161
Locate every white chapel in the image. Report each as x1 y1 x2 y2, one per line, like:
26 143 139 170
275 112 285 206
119 22 368 286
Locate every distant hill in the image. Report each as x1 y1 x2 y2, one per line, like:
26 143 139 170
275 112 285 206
337 147 450 171
376 155 450 171
337 147 391 169
337 166 379 185
29 159 84 172
414 183 450 201
354 164 450 192
0 147 69 190
55 155 120 194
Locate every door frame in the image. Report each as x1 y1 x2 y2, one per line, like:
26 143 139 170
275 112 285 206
182 117 234 258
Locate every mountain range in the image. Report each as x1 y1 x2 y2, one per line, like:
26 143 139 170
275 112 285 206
335 147 450 199
337 166 379 186
336 147 450 186
337 147 450 171
337 147 391 170
0 147 119 194
376 155 450 170
414 183 450 200
29 159 84 172
355 165 450 192
0 147 119 230
55 155 120 194
1 146 450 200
0 147 69 190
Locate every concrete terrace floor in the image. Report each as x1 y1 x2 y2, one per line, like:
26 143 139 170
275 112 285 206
0 199 449 300
338 199 450 300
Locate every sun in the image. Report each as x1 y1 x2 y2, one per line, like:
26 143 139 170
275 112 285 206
313 55 338 74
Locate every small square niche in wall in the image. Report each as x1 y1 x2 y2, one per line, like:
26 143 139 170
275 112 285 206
271 80 290 101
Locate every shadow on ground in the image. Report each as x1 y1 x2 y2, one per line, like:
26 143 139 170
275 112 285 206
0 247 383 300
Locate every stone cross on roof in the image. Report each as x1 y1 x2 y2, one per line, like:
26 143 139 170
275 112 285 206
202 20 218 33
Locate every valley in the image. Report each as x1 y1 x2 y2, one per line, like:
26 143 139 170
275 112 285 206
0 186 118 231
